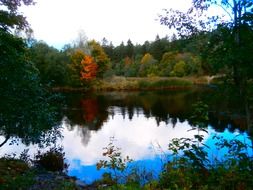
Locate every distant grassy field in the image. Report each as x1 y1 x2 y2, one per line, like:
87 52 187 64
93 76 210 91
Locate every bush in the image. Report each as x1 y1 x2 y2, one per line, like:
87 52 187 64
0 157 35 190
96 137 133 184
172 61 186 77
34 147 68 172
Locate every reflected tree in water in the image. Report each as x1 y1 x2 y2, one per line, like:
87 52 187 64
63 95 109 146
81 98 99 123
63 90 253 137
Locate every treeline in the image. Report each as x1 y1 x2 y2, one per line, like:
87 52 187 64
103 35 204 77
28 34 210 87
12 0 253 90
29 39 110 87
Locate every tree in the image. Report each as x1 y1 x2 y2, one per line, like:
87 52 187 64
171 60 187 77
72 30 89 53
80 55 98 80
101 38 114 58
159 0 253 89
0 0 34 33
140 53 156 65
141 41 151 55
29 41 69 86
88 40 110 78
113 42 126 62
68 50 86 86
139 53 159 77
0 0 61 147
150 35 166 61
126 39 134 58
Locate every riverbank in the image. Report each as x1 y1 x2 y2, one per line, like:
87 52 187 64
52 76 213 92
0 157 98 190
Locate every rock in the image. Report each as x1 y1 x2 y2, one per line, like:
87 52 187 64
75 179 86 188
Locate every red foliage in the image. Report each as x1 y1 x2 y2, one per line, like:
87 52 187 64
80 98 98 122
80 55 98 80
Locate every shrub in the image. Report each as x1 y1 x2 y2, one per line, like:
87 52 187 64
0 157 35 190
34 147 68 172
172 61 186 77
96 137 133 184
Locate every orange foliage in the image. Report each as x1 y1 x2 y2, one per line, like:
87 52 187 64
124 56 133 65
80 55 98 80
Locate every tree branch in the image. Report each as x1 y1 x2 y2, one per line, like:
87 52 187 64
0 135 10 147
215 3 234 21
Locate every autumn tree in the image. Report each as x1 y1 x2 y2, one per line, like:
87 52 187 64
124 56 133 65
88 40 110 78
140 53 156 65
68 50 86 86
80 55 98 80
68 39 110 85
139 53 159 77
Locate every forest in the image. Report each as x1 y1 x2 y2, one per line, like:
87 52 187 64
28 34 204 87
1 0 253 189
1 1 253 91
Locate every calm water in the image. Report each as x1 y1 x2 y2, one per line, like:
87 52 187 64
0 89 252 183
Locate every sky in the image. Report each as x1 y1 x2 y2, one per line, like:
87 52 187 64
21 0 192 48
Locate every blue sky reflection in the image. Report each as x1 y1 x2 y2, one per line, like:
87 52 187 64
0 107 252 184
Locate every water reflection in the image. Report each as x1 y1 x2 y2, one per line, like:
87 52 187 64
63 115 207 164
62 113 209 183
59 90 252 182
63 90 251 134
64 111 251 183
0 91 63 148
1 89 253 183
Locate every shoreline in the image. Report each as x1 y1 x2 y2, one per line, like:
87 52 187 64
51 76 213 92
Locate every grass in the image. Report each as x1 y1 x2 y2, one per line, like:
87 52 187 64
94 76 195 91
51 76 214 92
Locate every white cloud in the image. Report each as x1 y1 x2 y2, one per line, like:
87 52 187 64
0 113 207 167
61 114 209 167
21 0 192 48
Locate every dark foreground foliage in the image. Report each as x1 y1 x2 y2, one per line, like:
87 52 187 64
0 147 78 190
95 136 253 190
96 102 253 190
